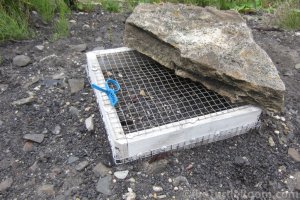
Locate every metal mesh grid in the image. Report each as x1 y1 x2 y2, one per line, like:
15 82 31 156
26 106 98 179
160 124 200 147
97 50 241 134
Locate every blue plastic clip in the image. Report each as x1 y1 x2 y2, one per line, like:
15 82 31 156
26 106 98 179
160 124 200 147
91 79 120 107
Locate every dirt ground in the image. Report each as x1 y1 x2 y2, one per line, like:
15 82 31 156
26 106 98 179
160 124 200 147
0 8 300 200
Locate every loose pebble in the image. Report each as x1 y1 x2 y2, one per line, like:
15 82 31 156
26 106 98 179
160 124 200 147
269 137 275 147
274 130 280 135
96 175 112 195
173 176 190 187
153 186 163 192
288 148 300 162
23 134 44 143
0 177 13 192
114 170 129 179
85 115 94 131
75 160 89 171
38 184 55 195
93 162 111 177
122 188 136 200
13 55 31 67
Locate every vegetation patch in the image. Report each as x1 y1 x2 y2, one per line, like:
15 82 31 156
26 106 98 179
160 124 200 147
275 0 300 30
0 0 70 42
0 0 299 42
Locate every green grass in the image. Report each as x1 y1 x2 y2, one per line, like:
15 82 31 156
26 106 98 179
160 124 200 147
275 0 300 30
27 0 56 22
75 0 97 12
53 16 69 40
0 0 299 42
101 0 121 12
0 1 31 41
0 0 71 42
55 0 71 38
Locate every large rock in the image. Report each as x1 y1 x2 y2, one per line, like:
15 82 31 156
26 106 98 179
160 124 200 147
124 3 285 112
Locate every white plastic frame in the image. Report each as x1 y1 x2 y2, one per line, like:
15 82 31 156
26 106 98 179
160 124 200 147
86 47 262 164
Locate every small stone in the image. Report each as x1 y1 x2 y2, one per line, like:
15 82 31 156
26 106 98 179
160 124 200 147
29 161 38 171
234 156 250 166
278 165 286 173
168 178 172 183
52 72 65 80
173 176 190 187
75 160 89 171
68 78 84 94
13 55 31 67
0 84 8 94
173 187 178 191
93 46 105 51
274 115 281 120
157 195 167 199
93 162 111 177
82 24 90 30
153 186 163 192
295 32 300 36
128 178 135 183
69 19 76 24
96 175 112 195
186 163 193 170
12 93 35 105
23 134 44 143
95 37 103 42
269 137 275 147
68 156 79 164
295 63 300 69
122 188 136 200
23 141 33 152
144 159 168 174
69 106 80 117
286 172 300 192
38 184 55 196
118 73 123 78
23 77 40 89
288 148 300 162
70 44 87 52
35 45 44 51
52 125 61 135
280 117 286 122
274 130 280 135
85 107 91 112
0 177 13 192
85 115 94 131
114 170 129 179
42 79 60 88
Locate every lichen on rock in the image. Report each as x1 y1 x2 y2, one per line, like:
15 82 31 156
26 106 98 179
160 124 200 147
124 3 285 112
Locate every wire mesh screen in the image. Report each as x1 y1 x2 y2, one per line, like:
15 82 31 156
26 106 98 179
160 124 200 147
97 50 241 134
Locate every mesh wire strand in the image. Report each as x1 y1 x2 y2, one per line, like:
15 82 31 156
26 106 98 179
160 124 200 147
97 50 240 134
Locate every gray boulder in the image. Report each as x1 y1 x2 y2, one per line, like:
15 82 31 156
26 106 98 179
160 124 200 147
124 3 285 112
13 55 31 67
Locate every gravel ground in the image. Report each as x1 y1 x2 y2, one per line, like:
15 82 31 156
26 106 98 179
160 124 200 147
0 8 300 200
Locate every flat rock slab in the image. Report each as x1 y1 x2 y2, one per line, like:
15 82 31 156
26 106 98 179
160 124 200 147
23 134 44 143
68 78 84 94
124 3 285 112
96 175 112 195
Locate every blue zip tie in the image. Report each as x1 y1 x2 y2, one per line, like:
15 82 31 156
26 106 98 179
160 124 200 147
91 79 120 107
